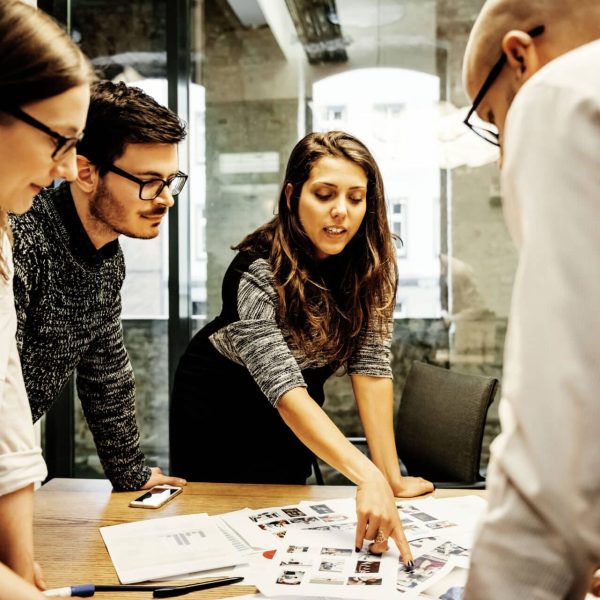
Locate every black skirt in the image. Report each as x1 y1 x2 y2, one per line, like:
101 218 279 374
170 318 334 484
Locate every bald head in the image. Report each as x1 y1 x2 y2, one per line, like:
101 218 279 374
463 0 600 100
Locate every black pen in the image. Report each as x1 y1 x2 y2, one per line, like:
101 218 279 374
153 576 245 598
42 576 244 597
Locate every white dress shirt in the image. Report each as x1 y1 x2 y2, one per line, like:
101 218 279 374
466 39 600 599
0 233 47 496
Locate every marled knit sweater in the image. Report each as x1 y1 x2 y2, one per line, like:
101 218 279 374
10 183 150 490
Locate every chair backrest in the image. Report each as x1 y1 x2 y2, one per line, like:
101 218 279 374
395 361 498 485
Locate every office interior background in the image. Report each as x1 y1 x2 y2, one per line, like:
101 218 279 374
36 0 506 484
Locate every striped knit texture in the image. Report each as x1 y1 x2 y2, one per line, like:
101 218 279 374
209 257 393 407
10 184 150 491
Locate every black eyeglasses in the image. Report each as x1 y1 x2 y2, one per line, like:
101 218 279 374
464 25 545 146
2 106 84 160
107 164 188 201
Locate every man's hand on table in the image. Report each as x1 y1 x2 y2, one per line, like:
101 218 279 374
141 467 187 490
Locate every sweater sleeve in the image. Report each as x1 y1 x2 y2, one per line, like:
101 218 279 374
75 294 151 491
347 315 393 378
209 258 307 406
10 218 40 353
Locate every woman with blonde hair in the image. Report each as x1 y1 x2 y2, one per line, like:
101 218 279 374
0 1 93 597
172 131 433 565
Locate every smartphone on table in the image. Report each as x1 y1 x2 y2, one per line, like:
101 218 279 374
129 485 183 509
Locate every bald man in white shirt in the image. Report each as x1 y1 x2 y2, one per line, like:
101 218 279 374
462 1 600 598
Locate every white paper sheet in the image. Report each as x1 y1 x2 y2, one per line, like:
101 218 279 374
395 496 486 542
99 513 245 583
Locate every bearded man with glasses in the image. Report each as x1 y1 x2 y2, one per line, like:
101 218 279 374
10 80 188 493
462 0 600 598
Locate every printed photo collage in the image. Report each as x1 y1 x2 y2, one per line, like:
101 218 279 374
277 544 387 588
222 500 358 549
394 503 470 594
396 536 469 593
258 529 469 599
254 523 407 600
250 503 356 538
230 496 485 597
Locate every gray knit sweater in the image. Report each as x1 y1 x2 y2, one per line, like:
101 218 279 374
11 183 151 490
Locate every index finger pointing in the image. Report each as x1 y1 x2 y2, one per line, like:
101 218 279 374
390 525 413 567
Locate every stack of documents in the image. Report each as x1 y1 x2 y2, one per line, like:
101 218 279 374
99 513 245 584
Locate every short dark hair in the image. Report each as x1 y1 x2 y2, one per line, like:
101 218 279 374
77 80 187 173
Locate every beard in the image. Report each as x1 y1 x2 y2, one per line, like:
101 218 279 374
89 178 167 240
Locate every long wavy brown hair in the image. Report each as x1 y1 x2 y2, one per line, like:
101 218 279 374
235 131 398 369
0 0 93 279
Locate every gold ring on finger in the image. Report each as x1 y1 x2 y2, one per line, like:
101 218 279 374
374 529 386 544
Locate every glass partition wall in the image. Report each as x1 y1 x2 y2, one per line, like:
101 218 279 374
38 0 194 478
41 0 510 483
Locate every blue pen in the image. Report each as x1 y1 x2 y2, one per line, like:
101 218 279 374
43 576 245 597
43 584 169 597
43 585 95 597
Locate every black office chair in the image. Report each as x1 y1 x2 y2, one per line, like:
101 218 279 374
347 361 498 489
395 361 497 488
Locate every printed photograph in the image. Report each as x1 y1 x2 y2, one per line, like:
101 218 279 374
356 552 382 562
282 507 307 518
276 570 305 585
426 520 456 530
280 559 313 568
433 541 469 558
347 576 383 586
257 519 290 531
397 504 422 514
411 511 437 522
396 554 447 590
290 516 319 525
287 545 309 553
310 503 334 515
409 536 438 549
318 513 348 523
249 510 280 522
321 547 353 556
356 560 381 574
319 560 345 573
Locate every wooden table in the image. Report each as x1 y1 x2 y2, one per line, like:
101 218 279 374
34 479 485 599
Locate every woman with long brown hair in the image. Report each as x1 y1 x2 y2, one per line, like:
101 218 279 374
172 131 433 563
0 1 92 598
